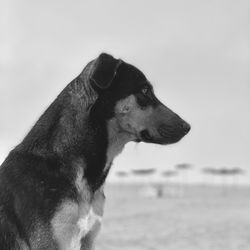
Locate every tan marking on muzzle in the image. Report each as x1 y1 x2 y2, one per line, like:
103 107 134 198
114 95 154 138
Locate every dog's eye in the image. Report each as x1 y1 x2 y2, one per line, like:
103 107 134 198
141 86 150 95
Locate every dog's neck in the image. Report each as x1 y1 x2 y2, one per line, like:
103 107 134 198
18 75 133 191
77 112 134 191
105 118 133 171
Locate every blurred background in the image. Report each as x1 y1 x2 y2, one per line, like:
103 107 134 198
1 0 250 249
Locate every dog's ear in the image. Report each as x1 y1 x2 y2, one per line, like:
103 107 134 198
90 53 122 89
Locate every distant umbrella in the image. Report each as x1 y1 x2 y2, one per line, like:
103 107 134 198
175 163 193 184
203 167 244 175
202 167 244 186
221 167 244 175
175 163 192 170
161 170 178 177
131 168 156 176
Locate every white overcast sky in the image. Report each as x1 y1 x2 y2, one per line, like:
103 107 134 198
1 0 250 182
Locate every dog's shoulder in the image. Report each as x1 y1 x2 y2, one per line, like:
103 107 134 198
0 149 79 245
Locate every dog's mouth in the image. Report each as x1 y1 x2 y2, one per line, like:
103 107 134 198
139 127 189 145
139 129 166 144
140 129 153 142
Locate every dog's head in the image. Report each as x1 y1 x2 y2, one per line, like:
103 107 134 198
89 53 190 145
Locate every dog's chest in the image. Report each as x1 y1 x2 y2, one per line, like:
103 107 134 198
51 189 105 250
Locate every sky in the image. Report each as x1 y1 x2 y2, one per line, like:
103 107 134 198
1 0 250 183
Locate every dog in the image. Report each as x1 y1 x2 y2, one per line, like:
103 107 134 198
0 53 190 249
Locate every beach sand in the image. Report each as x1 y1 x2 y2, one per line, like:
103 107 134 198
96 184 250 250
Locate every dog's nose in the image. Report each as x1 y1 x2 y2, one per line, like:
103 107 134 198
182 122 191 134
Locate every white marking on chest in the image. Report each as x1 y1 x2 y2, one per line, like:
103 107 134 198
52 202 102 250
70 207 102 250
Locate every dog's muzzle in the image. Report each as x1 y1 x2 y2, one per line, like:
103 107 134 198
139 119 190 145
